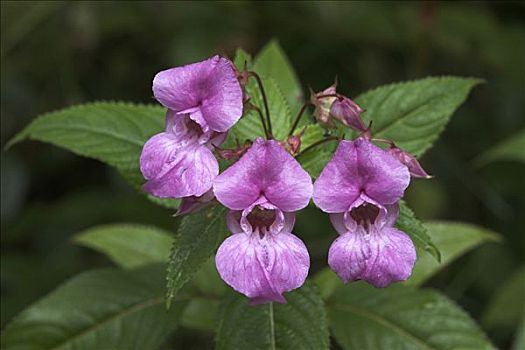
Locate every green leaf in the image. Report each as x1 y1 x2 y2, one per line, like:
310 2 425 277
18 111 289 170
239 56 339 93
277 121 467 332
406 221 501 286
1 265 186 350
397 201 440 262
474 129 525 166
513 317 525 350
482 266 525 331
73 224 173 269
181 298 220 332
166 205 227 308
191 258 226 297
215 283 329 350
179 257 226 332
296 124 336 178
6 102 178 208
355 77 482 157
254 39 303 113
329 283 495 350
314 268 344 300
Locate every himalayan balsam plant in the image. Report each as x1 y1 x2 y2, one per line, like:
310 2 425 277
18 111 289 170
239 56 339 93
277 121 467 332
2 41 499 350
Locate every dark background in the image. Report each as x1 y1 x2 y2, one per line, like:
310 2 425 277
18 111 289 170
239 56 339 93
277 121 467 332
1 1 524 348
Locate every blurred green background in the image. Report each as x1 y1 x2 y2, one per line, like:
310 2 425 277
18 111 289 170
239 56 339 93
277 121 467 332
1 1 524 349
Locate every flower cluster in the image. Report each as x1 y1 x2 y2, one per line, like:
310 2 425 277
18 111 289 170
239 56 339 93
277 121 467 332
140 56 431 304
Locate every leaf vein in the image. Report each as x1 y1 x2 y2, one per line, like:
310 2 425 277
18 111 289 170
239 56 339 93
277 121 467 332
331 303 437 350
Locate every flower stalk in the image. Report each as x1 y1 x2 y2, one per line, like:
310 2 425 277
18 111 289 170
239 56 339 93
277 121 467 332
289 101 312 136
296 136 339 158
248 71 273 139
249 103 271 139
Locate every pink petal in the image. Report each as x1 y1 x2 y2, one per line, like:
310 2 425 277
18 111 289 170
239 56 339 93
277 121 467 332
215 230 310 304
313 139 410 213
356 139 410 204
141 140 218 198
313 140 361 213
213 138 313 211
328 226 416 287
226 211 244 234
236 200 296 236
153 57 215 111
200 58 244 132
153 56 243 133
140 132 187 182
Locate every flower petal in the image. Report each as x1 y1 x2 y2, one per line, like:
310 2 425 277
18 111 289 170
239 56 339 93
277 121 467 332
329 213 348 235
313 139 410 212
140 132 187 181
200 58 243 132
313 140 361 212
214 138 313 211
226 211 244 235
340 194 393 230
216 230 310 304
153 56 243 133
153 57 215 111
141 141 218 198
354 138 410 204
328 227 416 287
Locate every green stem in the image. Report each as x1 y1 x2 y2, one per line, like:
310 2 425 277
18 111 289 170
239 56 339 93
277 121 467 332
249 71 273 139
269 302 276 350
288 101 311 136
296 136 339 158
251 104 270 139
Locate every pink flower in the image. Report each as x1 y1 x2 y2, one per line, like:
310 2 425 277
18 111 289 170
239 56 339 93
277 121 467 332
140 56 243 198
213 138 312 303
313 138 416 287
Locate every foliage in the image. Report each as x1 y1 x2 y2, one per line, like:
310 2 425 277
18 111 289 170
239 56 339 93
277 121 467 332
328 283 495 350
353 76 482 157
6 103 178 208
407 221 501 286
474 129 525 166
166 206 227 308
73 224 173 269
216 283 329 350
1 265 186 350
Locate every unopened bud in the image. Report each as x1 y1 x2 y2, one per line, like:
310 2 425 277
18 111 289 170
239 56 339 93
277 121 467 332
330 97 366 132
311 85 337 126
388 146 432 179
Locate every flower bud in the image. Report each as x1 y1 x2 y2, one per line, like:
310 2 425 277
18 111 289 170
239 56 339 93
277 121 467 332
311 82 366 133
330 96 366 132
388 146 432 179
310 85 337 126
